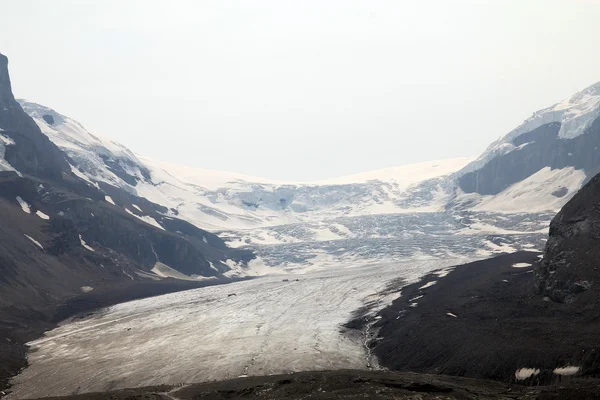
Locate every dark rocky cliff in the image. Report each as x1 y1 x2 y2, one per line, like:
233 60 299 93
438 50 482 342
0 54 71 181
535 172 600 303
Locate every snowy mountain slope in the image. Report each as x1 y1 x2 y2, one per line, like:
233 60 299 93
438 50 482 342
0 54 253 300
459 81 600 176
14 79 600 280
455 81 600 211
19 100 151 187
18 100 474 231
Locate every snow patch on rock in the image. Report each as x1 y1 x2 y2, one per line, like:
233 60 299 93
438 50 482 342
125 208 164 230
553 366 580 376
79 235 95 252
419 281 437 290
24 234 43 249
36 210 50 220
16 196 31 214
515 368 540 380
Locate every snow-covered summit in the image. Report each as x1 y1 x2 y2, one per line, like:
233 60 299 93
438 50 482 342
18 100 150 187
18 100 137 159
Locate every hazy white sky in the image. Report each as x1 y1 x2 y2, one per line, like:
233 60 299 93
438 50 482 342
2 1 600 180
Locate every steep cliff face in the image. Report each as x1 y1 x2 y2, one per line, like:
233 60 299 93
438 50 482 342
0 54 71 180
535 172 600 303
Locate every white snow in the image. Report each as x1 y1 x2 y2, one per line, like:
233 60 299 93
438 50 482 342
24 234 43 249
16 196 31 214
69 163 96 186
104 196 115 205
125 208 165 230
434 268 452 278
0 133 13 145
80 286 94 293
222 257 274 278
553 366 580 376
151 262 215 281
446 312 458 318
471 167 586 213
79 235 95 252
131 204 143 212
515 368 540 380
0 133 17 172
35 210 50 220
8 257 467 398
419 281 437 290
313 157 474 187
512 263 532 268
208 262 219 272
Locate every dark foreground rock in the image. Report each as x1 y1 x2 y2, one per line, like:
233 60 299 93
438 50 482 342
536 172 600 303
16 370 600 400
369 252 600 384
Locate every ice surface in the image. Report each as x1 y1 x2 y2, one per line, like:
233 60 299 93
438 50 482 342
104 195 115 205
9 258 466 398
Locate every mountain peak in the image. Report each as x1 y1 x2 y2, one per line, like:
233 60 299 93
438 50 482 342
0 52 15 105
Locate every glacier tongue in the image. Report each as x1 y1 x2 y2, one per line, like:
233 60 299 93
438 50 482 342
8 257 467 398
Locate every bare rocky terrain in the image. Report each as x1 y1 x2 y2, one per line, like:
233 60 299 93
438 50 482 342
16 370 600 400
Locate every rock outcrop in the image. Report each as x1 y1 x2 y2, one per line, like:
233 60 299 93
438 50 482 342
535 172 600 303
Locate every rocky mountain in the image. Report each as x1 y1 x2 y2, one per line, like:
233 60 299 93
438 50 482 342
452 81 600 213
0 53 252 390
535 172 600 303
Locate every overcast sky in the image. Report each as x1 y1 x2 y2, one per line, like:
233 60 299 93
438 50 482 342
1 1 600 180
